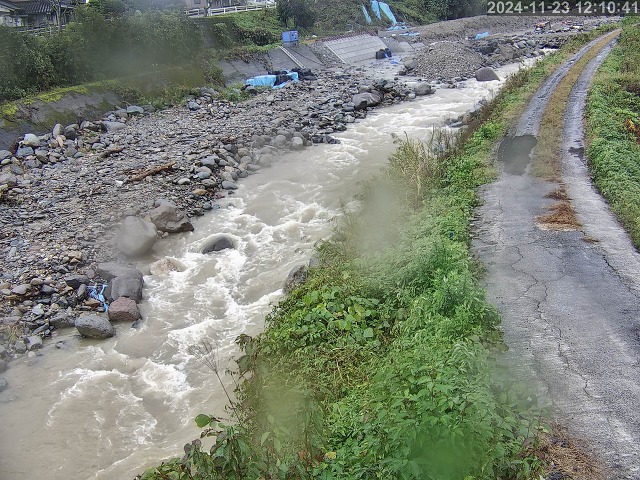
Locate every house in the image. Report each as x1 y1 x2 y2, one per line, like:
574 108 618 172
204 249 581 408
0 0 25 26
0 0 74 29
183 0 241 13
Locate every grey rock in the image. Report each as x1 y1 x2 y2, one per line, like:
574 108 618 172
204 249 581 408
283 264 308 294
16 146 34 158
109 275 143 303
187 100 201 111
291 137 305 150
149 258 185 276
414 83 433 96
49 313 75 329
22 133 40 147
26 336 43 350
75 314 115 339
0 377 7 392
221 180 238 190
475 67 500 82
31 304 45 316
52 123 63 137
64 274 90 289
14 339 27 354
102 121 127 133
0 173 17 187
177 177 191 185
0 150 12 161
352 91 383 110
0 359 6 373
11 284 29 296
116 216 158 257
97 263 143 282
126 105 145 115
202 235 235 253
108 297 141 322
149 204 194 233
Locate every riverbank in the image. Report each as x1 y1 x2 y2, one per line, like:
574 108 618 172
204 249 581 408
138 26 619 480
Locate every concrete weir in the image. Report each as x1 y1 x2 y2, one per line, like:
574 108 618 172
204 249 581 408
324 34 389 64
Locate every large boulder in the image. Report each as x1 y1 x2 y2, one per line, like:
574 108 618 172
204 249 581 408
49 313 76 329
149 204 194 233
102 121 126 133
202 235 235 253
475 67 500 82
352 91 383 110
413 83 433 96
108 297 141 322
109 274 143 303
97 262 143 282
116 216 158 257
76 314 115 339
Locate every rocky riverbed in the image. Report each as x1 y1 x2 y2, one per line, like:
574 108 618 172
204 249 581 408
0 15 619 387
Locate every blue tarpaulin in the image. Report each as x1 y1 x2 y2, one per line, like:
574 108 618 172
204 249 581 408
245 71 299 89
379 1 397 25
370 0 381 19
361 4 372 23
474 31 490 40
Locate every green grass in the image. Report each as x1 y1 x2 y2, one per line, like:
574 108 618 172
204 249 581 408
139 29 617 480
586 19 640 249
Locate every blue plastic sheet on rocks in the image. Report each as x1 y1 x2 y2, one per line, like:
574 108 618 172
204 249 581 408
88 284 109 312
474 31 490 40
245 71 299 89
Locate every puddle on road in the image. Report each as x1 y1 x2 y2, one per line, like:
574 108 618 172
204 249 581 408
498 135 538 175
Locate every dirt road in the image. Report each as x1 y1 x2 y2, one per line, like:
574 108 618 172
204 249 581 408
473 34 640 478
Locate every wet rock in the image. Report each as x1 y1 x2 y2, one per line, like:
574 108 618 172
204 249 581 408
97 263 143 282
221 180 238 190
352 91 383 110
202 235 235 253
413 83 433 96
0 377 7 392
291 137 305 150
116 216 158 257
475 67 500 82
283 264 308 294
0 359 6 373
26 336 43 350
14 339 27 354
49 313 76 329
108 297 141 322
75 314 115 339
109 274 143 303
149 204 194 233
149 258 185 276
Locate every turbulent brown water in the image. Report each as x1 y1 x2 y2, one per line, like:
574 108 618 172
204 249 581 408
0 63 525 480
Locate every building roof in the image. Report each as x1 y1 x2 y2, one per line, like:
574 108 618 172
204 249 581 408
0 0 23 12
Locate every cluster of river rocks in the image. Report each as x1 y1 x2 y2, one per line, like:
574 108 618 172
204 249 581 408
0 65 472 383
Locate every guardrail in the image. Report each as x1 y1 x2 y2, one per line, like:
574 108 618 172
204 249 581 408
185 3 275 17
14 24 66 36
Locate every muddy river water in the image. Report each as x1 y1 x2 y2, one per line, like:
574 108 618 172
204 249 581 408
0 62 526 480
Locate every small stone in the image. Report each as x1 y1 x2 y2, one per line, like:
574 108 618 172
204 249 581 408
31 304 45 316
11 284 29 296
177 178 191 185
0 377 7 392
221 180 237 190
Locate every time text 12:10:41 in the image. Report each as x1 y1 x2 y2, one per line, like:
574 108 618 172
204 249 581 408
486 0 639 15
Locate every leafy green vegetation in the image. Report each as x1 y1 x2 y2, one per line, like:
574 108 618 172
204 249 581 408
139 32 619 480
586 19 640 249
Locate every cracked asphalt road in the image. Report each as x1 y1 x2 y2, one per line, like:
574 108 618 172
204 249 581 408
472 33 640 478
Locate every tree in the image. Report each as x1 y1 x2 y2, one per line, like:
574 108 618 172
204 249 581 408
276 0 315 29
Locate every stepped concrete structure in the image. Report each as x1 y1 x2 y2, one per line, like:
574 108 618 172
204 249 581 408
323 34 389 64
267 45 324 71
